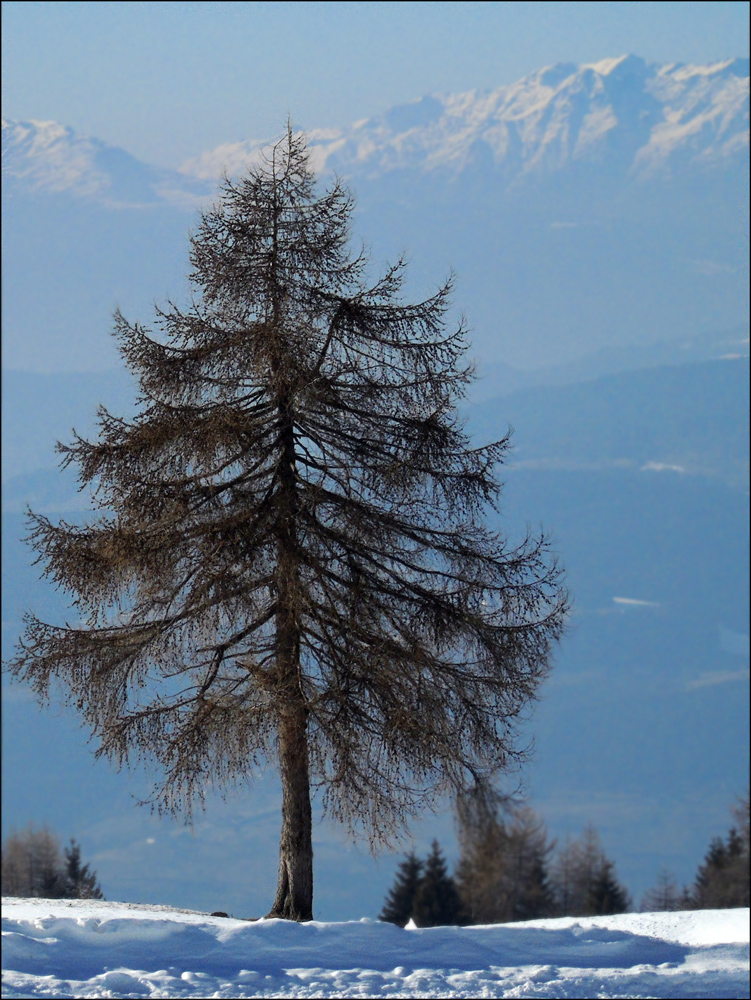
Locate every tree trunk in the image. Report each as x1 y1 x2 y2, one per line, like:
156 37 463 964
266 703 314 920
266 381 313 921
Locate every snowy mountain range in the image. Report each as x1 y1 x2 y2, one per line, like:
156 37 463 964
187 55 750 187
3 54 748 374
3 55 748 205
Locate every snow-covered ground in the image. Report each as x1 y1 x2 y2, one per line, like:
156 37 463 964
2 898 748 999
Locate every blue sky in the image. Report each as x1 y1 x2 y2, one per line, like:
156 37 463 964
2 1 749 167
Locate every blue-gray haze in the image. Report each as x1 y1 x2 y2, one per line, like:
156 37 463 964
2 58 748 917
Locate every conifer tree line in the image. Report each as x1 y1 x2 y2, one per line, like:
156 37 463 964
1 825 104 900
637 793 749 913
674 793 750 912
380 801 630 927
380 793 750 926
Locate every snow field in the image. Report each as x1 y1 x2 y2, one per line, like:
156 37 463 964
2 898 749 999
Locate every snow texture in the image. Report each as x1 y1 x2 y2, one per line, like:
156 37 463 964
2 898 748 998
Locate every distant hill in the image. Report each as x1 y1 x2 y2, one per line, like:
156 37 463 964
3 356 747 497
469 357 750 485
470 324 749 400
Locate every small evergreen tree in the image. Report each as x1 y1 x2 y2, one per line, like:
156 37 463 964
38 864 67 898
548 833 577 918
412 840 464 927
587 857 631 915
504 808 557 921
455 796 556 924
454 787 508 924
379 852 424 927
549 824 630 916
513 841 557 921
1 824 64 898
64 840 104 900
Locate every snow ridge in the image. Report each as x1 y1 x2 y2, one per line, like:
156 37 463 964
2 898 749 999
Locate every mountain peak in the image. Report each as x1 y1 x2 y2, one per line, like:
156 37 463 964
584 53 647 76
2 118 108 198
2 118 210 208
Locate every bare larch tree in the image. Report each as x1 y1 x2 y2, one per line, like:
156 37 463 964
8 129 568 921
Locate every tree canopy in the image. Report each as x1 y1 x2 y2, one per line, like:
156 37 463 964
8 128 568 919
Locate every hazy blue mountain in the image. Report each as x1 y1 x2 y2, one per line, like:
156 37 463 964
4 357 746 496
470 324 749 400
2 341 747 487
469 357 750 485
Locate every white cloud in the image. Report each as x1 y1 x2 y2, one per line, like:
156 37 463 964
640 462 686 474
687 668 750 690
612 596 660 608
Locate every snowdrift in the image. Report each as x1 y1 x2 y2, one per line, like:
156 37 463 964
2 897 749 998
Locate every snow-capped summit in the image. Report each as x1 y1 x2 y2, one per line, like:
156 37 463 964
2 118 115 198
1 118 210 208
316 55 748 182
181 55 749 187
3 119 80 188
